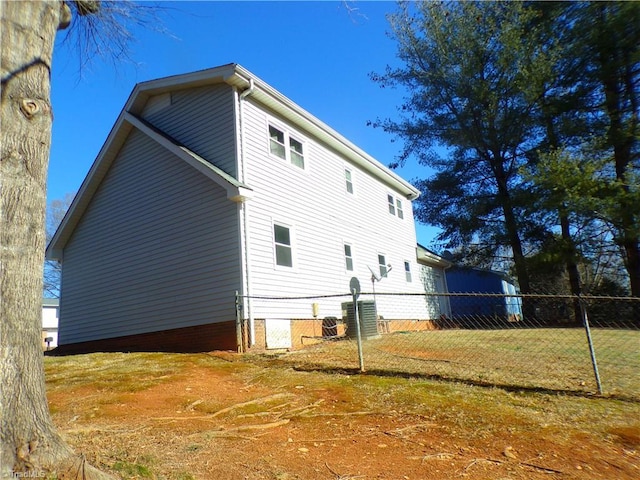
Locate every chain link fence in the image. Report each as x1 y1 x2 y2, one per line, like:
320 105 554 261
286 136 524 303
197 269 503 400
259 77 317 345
237 292 640 400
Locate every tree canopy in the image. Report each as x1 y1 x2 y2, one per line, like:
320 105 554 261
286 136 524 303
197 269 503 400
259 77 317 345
373 1 639 297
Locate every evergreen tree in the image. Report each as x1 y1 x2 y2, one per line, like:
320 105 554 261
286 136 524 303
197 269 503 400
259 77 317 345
372 1 555 294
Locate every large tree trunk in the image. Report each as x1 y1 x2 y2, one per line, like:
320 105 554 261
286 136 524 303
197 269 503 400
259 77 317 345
559 212 583 324
594 3 640 299
0 1 110 477
492 157 531 295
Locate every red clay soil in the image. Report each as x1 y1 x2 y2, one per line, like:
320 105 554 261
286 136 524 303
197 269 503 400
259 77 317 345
46 354 639 480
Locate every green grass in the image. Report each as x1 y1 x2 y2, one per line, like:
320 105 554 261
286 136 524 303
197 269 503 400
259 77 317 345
112 460 154 479
279 327 640 399
246 356 639 444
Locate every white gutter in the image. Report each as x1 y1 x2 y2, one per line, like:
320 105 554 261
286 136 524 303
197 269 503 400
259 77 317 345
226 66 420 200
125 64 419 199
238 79 255 348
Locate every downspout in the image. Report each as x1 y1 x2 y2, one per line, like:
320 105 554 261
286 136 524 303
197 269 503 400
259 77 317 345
238 78 255 348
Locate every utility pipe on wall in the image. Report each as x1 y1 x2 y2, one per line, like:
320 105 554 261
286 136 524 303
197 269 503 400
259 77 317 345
238 78 255 348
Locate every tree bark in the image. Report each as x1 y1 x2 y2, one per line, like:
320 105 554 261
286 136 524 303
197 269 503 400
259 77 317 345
492 155 531 295
560 212 583 324
0 1 111 477
594 3 640 299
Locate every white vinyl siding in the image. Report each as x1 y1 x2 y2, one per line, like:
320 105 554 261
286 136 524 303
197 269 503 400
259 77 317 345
142 84 237 177
58 129 240 344
239 99 426 320
421 266 451 319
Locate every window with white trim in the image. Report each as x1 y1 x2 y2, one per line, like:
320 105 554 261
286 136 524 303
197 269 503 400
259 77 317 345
269 125 286 159
396 199 404 219
273 223 293 267
344 243 354 271
404 261 412 282
289 137 304 168
345 168 354 194
268 124 305 169
378 254 388 278
388 193 405 219
387 195 396 215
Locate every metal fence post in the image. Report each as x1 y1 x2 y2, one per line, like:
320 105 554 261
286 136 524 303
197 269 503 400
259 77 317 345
353 289 365 373
235 291 243 353
579 296 603 394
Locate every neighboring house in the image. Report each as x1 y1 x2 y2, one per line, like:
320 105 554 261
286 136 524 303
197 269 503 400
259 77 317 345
445 267 522 326
42 298 59 349
47 63 435 354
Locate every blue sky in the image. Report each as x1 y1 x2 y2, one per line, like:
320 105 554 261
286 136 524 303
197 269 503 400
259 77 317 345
49 1 440 246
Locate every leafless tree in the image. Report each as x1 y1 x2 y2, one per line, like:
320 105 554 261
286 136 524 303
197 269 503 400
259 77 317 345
43 193 75 298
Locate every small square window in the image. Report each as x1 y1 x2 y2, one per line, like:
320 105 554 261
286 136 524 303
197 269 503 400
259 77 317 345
269 126 286 159
387 195 395 215
345 168 354 194
404 261 412 282
344 244 354 271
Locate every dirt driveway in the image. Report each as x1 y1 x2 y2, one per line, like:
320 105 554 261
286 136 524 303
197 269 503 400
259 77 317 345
45 352 639 479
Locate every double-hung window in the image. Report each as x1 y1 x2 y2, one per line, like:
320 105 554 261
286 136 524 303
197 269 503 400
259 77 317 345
387 195 396 215
269 126 286 159
378 254 388 278
273 223 293 267
396 199 404 219
289 138 304 168
344 244 354 271
269 124 305 169
388 193 404 219
345 168 354 194
404 261 412 282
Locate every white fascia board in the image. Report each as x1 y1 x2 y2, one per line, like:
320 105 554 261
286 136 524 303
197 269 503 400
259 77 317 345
123 113 253 202
122 64 418 199
417 246 452 268
125 64 239 115
228 66 420 200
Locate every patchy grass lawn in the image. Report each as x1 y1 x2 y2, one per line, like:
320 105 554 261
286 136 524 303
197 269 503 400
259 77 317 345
278 328 640 400
45 351 639 480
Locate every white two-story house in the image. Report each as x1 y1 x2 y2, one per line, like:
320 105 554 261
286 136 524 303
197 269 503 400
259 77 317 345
47 63 438 353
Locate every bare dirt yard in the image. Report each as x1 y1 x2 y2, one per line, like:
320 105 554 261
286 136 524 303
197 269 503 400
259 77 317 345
44 352 639 480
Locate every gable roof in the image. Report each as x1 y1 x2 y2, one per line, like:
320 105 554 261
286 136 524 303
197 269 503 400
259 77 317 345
125 64 419 198
47 63 420 260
